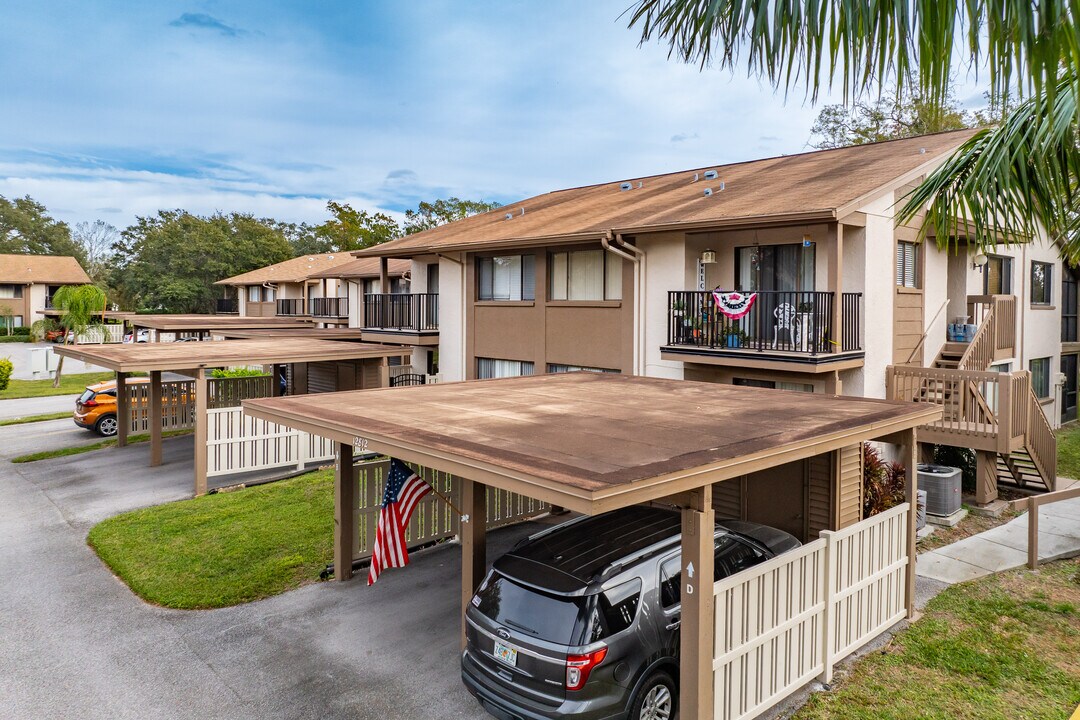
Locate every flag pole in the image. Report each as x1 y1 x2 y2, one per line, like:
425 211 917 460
425 481 467 520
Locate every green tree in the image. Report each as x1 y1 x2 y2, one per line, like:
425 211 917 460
42 284 107 387
0 195 85 263
628 1 1080 253
809 87 980 149
111 211 292 313
314 201 401 251
403 197 501 234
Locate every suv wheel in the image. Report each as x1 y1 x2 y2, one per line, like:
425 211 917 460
630 671 676 720
95 415 118 437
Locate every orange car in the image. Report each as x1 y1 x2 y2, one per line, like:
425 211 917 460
74 377 149 436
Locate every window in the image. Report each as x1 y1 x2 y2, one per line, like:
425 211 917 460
549 249 622 301
732 378 814 393
1030 357 1051 399
547 364 619 374
984 255 1013 295
735 243 815 292
586 579 642 642
477 358 535 379
478 255 535 301
658 534 769 609
895 241 919 288
363 279 378 295
0 284 23 299
1063 267 1078 342
1031 262 1053 305
263 286 276 302
474 573 588 645
247 286 260 302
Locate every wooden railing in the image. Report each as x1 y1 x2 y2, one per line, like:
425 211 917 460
961 295 1016 369
1027 486 1080 568
1024 383 1057 491
957 303 996 371
208 375 273 409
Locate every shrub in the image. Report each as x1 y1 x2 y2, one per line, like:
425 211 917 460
863 442 907 518
0 358 12 392
8 326 31 336
931 445 977 494
210 367 269 379
0 335 32 343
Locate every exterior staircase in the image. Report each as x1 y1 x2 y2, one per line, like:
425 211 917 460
890 294 1056 495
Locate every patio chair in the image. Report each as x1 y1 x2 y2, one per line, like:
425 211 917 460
772 302 797 349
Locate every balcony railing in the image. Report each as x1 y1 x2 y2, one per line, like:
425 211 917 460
276 298 307 316
364 293 438 331
215 298 238 314
667 290 862 355
310 296 348 318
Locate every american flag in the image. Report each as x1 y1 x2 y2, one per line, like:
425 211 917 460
367 459 432 586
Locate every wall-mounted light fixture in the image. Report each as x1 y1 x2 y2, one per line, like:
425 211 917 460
701 249 717 264
972 253 988 271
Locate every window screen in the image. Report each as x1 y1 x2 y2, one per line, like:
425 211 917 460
1031 262 1052 305
895 242 919 288
478 255 534 301
477 358 535 379
549 250 622 300
1030 357 1051 398
0 284 23 299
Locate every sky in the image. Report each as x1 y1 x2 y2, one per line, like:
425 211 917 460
0 1 989 230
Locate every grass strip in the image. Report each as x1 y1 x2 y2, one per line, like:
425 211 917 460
0 411 72 426
88 469 334 609
793 558 1080 720
0 371 116 400
1056 423 1080 480
10 429 192 463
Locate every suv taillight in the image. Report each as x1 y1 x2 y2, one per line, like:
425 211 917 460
82 398 98 407
565 647 607 690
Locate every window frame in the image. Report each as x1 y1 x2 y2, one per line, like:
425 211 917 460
0 284 24 299
1030 357 1051 399
1031 261 1053 306
477 254 535 302
895 241 920 289
548 248 623 302
983 255 1013 295
476 357 535 379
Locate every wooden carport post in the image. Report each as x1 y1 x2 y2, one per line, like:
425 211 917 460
900 428 919 619
680 484 714 720
194 368 208 497
149 370 162 466
115 372 129 447
334 441 355 582
460 478 487 650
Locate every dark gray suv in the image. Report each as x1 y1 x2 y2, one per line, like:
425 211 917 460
461 506 801 720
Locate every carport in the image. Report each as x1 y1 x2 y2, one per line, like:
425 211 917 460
243 373 941 720
53 339 407 495
128 314 314 341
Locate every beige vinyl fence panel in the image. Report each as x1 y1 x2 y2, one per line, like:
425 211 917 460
351 459 550 563
206 406 335 477
76 325 125 344
713 503 910 720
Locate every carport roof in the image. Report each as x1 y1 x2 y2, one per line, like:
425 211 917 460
217 327 369 340
243 373 942 514
129 315 314 331
53 338 404 373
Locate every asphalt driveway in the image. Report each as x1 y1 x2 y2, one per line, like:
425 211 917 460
1 438 507 719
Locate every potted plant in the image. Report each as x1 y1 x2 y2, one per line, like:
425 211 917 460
721 321 746 348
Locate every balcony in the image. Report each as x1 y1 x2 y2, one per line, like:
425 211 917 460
362 293 439 345
661 290 864 372
310 296 348 319
276 298 308 317
215 298 238 314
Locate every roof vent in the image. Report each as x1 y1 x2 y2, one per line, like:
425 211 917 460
919 147 927 154
620 182 633 191
328 255 335 259
703 188 713 197
692 173 699 182
718 181 725 191
703 169 718 180
504 212 514 220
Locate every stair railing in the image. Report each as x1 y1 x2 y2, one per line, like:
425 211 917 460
905 300 950 365
957 302 996 371
1024 380 1057 492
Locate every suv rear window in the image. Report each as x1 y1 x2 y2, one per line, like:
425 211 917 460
586 578 641 643
476 573 587 644
78 389 95 404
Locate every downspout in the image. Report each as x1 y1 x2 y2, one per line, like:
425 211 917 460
602 231 646 376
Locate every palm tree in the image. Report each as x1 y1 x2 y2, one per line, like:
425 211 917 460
49 284 107 387
626 1 1080 253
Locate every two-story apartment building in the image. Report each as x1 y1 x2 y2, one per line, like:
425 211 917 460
215 253 359 323
0 253 92 327
351 130 1068 499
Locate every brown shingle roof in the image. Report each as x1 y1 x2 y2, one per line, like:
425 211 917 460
308 257 410 280
215 253 357 285
0 254 91 284
356 130 979 257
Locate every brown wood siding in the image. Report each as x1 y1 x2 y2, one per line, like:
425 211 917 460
308 362 338 393
712 478 743 519
359 360 381 389
835 444 863 529
893 290 924 365
806 453 832 538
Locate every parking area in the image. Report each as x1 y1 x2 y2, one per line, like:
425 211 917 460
0 436 497 719
3 341 112 380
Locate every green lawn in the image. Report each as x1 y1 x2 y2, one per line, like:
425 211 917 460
0 371 115 400
0 411 72 426
87 469 335 609
1056 423 1080 479
794 559 1080 720
11 429 192 463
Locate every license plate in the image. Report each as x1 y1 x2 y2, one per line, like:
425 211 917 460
492 640 518 668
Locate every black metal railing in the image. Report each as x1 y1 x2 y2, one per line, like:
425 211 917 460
666 290 862 355
215 298 238 314
276 298 307 316
310 296 348 318
364 293 438 331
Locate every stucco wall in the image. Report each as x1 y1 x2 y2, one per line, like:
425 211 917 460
639 232 687 380
438 254 466 382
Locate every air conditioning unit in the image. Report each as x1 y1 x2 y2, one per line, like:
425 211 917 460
918 464 962 516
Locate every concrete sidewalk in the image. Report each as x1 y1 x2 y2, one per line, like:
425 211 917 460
917 496 1080 584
